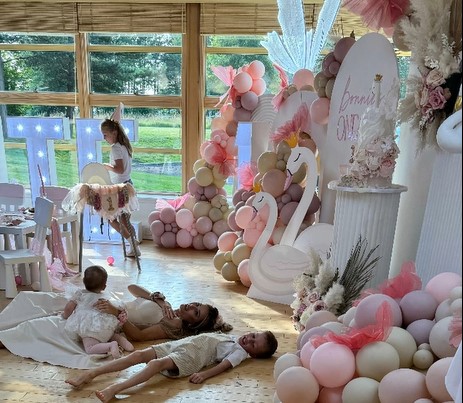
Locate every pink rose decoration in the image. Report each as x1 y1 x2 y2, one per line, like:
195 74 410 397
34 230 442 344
428 86 447 110
425 69 445 88
379 159 395 178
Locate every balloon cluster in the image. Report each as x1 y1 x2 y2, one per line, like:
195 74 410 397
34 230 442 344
149 60 269 250
273 268 462 403
231 60 267 122
311 34 356 125
214 137 321 284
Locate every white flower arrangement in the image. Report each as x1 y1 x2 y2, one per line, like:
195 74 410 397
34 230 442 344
291 237 380 332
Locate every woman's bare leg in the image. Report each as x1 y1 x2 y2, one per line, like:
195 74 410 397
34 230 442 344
95 357 176 403
65 347 156 388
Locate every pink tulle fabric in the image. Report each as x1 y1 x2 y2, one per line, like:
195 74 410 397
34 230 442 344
449 315 462 348
201 141 236 177
270 103 310 145
342 0 409 30
237 162 258 191
354 261 422 306
155 193 190 211
311 302 393 351
211 65 238 113
272 64 289 111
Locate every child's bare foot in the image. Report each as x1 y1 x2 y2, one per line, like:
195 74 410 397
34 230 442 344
95 386 117 402
65 371 94 388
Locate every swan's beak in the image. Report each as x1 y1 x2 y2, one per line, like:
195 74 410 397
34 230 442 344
284 170 293 191
251 206 258 220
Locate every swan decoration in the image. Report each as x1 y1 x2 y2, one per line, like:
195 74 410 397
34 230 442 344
281 146 334 257
247 191 317 305
437 107 462 154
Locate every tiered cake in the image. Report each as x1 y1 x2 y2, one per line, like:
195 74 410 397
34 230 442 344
340 74 400 188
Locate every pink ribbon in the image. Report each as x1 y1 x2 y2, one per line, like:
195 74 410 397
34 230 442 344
272 64 289 111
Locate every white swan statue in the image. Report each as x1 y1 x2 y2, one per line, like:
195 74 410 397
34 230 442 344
280 146 334 257
247 191 314 305
437 108 462 154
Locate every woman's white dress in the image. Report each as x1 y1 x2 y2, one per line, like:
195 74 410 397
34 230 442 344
0 291 164 368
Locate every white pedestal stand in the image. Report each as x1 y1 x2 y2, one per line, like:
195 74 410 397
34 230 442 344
415 152 462 285
328 181 407 288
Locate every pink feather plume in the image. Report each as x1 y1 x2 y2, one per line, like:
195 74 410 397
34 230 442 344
237 162 258 191
342 0 409 30
270 103 310 145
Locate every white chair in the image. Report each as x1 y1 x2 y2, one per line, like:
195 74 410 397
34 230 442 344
0 196 54 298
0 183 26 250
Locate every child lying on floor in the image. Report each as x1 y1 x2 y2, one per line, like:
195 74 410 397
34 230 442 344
66 330 278 402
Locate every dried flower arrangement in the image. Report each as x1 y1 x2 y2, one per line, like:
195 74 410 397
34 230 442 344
291 236 380 332
397 0 461 150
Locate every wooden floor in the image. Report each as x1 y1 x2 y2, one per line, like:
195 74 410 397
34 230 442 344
0 241 298 402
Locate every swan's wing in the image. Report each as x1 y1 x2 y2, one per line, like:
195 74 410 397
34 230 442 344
292 223 334 258
260 245 311 281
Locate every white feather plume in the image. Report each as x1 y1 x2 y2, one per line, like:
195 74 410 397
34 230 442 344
261 0 341 74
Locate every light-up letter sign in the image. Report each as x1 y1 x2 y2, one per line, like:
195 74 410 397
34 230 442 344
6 117 70 201
75 119 138 180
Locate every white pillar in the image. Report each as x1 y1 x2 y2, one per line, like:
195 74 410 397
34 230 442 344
329 181 407 288
415 151 462 284
389 122 437 277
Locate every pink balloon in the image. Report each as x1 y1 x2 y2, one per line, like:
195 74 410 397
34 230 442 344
159 206 176 223
247 60 265 79
322 52 335 71
300 341 317 369
293 69 315 89
425 272 462 304
310 342 356 388
211 116 227 130
328 61 341 76
235 205 254 229
227 211 241 231
160 231 176 248
106 256 115 265
242 228 262 248
355 294 403 328
203 231 218 250
176 228 193 248
212 219 230 237
150 220 165 237
399 290 438 325
148 210 160 225
251 78 266 96
192 234 205 250
233 71 253 93
280 201 298 225
318 386 344 403
240 91 259 111
261 168 287 197
196 216 213 234
237 259 251 287
310 97 330 125
204 184 218 200
233 107 252 122
378 369 431 403
187 177 200 194
225 121 238 137
406 319 435 345
299 326 330 349
176 208 194 229
425 358 453 402
221 104 235 122
333 36 356 63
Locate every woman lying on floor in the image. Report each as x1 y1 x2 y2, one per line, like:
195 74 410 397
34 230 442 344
0 283 232 369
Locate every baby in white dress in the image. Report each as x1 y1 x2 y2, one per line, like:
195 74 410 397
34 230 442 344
63 265 133 358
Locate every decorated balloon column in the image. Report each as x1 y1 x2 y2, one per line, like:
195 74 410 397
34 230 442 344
214 97 323 286
149 61 266 250
273 260 462 403
311 33 356 125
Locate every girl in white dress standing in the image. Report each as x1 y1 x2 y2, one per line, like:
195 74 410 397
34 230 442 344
101 111 141 257
63 265 133 358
